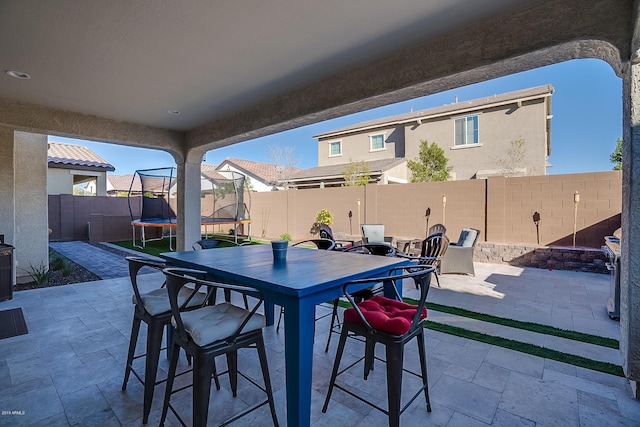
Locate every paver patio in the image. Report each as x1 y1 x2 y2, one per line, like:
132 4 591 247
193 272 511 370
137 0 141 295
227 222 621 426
0 255 638 426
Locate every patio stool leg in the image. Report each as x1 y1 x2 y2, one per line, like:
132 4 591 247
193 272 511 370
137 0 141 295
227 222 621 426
192 352 215 427
256 334 280 426
417 329 431 412
142 320 165 424
159 341 181 427
322 327 350 413
324 299 340 353
364 338 375 380
276 306 285 332
386 343 404 427
227 351 238 397
122 316 141 390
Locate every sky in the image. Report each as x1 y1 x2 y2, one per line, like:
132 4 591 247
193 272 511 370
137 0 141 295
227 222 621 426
48 58 622 176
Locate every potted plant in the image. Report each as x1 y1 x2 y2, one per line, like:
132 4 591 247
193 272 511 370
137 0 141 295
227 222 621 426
310 209 334 235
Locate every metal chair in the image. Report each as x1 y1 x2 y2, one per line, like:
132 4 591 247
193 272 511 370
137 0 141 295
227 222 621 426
322 265 435 427
160 267 279 427
398 232 449 288
121 256 207 424
276 238 336 332
324 243 397 352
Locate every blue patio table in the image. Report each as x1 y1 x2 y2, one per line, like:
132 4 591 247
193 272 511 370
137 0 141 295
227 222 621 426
161 243 410 427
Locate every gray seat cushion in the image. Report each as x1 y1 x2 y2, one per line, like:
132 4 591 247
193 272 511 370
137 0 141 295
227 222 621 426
134 287 207 316
172 302 266 346
456 229 478 247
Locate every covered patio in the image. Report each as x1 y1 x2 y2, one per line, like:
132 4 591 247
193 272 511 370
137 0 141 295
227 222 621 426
1 1 640 425
0 259 637 425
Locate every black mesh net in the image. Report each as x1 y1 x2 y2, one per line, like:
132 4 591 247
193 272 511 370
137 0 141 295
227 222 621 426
200 170 249 222
128 167 176 223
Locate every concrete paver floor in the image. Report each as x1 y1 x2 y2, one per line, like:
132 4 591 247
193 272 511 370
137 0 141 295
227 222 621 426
0 244 637 426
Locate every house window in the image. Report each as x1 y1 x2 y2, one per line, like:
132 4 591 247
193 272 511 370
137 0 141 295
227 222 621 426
328 141 342 157
370 134 385 151
454 115 479 146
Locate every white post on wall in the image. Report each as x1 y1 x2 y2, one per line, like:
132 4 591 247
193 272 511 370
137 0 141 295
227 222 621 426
442 194 447 225
573 191 580 247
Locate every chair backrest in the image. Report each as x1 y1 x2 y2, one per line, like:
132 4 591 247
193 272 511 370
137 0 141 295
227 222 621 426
427 223 447 237
126 256 167 308
343 243 396 257
192 239 222 250
318 224 335 241
192 239 242 250
342 265 434 335
420 233 447 258
456 228 480 247
163 267 264 346
292 238 336 251
419 233 449 267
361 224 385 244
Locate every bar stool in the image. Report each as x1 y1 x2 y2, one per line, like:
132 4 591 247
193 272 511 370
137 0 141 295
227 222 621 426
121 256 207 424
160 267 279 427
322 265 435 427
324 243 397 352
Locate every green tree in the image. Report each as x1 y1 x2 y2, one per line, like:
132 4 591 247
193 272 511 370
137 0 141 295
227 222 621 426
407 140 452 182
342 159 371 186
611 138 623 170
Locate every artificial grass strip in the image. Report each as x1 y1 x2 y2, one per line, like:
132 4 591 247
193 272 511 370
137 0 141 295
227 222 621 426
401 298 619 350
111 235 259 257
425 320 624 377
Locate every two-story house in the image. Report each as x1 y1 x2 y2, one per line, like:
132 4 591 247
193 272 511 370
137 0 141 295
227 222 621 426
289 85 553 188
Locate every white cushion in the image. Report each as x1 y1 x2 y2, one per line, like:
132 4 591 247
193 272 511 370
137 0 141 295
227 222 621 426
172 303 265 346
456 229 478 247
133 287 207 316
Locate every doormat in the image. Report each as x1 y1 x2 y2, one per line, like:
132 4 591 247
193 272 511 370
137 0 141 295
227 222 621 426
0 308 28 340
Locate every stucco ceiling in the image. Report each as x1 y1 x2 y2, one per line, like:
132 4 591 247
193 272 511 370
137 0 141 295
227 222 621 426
0 0 531 134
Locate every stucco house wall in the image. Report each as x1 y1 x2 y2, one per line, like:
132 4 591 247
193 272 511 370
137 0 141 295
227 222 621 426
318 125 405 167
404 98 550 179
316 86 552 181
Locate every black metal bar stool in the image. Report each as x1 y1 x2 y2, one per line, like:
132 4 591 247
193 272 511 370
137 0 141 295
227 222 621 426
322 265 435 427
121 256 207 424
160 267 279 427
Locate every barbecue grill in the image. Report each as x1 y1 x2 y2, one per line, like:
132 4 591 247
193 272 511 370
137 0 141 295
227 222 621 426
602 231 621 320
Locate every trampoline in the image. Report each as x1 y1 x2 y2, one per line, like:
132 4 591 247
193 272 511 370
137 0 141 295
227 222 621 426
129 167 251 250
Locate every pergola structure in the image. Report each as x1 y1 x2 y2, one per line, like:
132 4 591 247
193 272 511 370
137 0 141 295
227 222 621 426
0 0 639 422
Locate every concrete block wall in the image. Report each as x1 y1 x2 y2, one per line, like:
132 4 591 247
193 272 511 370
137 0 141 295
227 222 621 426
50 171 622 254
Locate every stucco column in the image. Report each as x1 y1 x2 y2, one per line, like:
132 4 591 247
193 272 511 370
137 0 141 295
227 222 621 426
175 157 202 251
620 57 640 397
14 131 49 281
0 128 16 249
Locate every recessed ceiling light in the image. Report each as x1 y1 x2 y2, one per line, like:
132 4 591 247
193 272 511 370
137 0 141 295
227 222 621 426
167 109 181 115
5 70 31 80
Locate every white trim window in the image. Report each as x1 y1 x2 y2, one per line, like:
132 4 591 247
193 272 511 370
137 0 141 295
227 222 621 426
369 133 385 151
328 140 342 157
454 115 479 146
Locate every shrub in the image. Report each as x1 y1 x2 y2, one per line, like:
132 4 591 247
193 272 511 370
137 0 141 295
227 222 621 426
24 263 50 285
49 253 65 271
315 209 334 225
280 233 292 241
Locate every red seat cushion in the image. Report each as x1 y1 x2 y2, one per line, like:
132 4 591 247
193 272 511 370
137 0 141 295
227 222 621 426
344 295 427 335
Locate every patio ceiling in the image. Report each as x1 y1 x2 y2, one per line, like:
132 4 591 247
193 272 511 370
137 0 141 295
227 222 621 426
0 0 549 152
0 1 633 154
